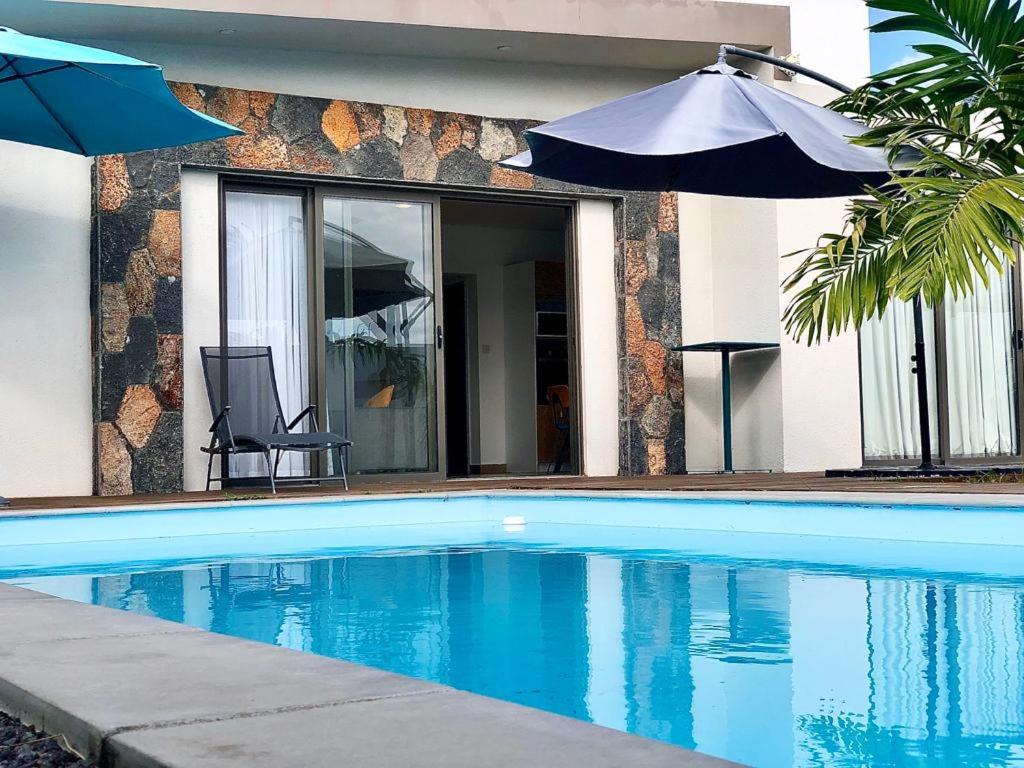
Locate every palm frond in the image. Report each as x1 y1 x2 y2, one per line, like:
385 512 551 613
783 0 1024 343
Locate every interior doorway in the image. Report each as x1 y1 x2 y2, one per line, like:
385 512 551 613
440 198 578 478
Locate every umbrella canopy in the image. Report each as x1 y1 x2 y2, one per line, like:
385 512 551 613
324 223 430 319
502 61 907 199
0 26 240 155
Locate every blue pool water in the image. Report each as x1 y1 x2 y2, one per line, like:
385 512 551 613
6 495 1024 767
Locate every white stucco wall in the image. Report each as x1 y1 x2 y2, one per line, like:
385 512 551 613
180 170 222 492
576 200 620 477
78 40 681 123
732 0 870 87
679 77 867 472
0 142 93 497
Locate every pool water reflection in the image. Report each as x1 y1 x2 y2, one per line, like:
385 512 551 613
16 549 1024 767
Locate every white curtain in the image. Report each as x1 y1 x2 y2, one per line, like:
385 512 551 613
861 265 1019 461
944 263 1018 457
861 301 939 460
225 191 310 477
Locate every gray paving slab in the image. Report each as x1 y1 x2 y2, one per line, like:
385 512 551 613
0 588 442 758
0 586 199 645
109 689 737 768
0 583 739 767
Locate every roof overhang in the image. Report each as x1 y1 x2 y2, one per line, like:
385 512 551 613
2 0 791 71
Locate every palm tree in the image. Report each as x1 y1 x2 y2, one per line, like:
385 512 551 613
783 0 1024 344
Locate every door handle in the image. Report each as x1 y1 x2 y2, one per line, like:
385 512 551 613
436 325 444 350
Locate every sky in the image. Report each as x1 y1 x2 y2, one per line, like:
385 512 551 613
868 8 935 72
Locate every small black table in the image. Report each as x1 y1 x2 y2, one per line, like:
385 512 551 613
671 341 781 472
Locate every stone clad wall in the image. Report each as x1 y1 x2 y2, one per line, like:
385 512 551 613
92 83 684 494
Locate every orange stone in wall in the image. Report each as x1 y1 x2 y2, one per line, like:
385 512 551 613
96 155 132 212
97 422 132 496
322 100 361 153
148 210 182 278
116 385 162 450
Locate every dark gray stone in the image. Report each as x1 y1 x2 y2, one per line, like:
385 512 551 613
124 150 157 188
150 161 181 198
132 412 183 493
99 353 127 423
638 276 666 329
341 137 402 180
658 232 680 284
271 95 328 143
627 418 648 476
177 138 230 168
123 316 157 385
624 194 659 240
154 279 183 334
98 202 151 282
665 412 686 474
437 147 491 186
660 288 682 348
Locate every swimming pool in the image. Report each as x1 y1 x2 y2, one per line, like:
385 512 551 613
5 493 1024 767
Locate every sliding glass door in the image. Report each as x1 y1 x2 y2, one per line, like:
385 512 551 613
223 188 312 478
942 261 1020 458
317 191 442 478
860 264 1022 464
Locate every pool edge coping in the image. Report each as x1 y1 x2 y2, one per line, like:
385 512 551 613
5 487 1024 520
0 583 739 768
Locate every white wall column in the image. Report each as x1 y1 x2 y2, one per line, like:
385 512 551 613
0 142 93 497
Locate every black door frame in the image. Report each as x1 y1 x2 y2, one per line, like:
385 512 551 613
218 175 585 483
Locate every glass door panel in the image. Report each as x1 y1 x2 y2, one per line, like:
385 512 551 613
321 196 439 476
860 300 939 461
943 262 1019 458
224 189 310 478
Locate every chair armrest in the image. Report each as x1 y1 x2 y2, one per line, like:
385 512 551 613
287 405 319 432
209 406 231 433
208 407 236 448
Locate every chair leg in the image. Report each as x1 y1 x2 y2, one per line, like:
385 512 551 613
554 431 570 474
205 452 215 492
264 450 277 493
337 446 349 491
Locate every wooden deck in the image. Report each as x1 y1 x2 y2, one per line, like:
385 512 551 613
7 471 1024 511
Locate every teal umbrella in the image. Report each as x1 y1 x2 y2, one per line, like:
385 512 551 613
0 28 241 507
0 26 241 154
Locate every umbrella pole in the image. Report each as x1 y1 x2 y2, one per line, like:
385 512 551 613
912 296 936 470
722 44 938 473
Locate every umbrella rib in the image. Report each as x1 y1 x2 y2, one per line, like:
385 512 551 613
2 53 87 154
0 62 74 86
723 73 785 137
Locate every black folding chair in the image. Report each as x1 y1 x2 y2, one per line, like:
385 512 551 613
200 346 351 492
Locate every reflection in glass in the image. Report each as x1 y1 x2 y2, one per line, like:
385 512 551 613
22 550 1024 768
322 198 436 475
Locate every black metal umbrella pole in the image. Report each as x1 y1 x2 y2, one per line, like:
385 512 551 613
504 43 933 473
721 46 935 472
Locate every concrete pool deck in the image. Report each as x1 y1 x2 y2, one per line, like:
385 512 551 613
0 583 737 768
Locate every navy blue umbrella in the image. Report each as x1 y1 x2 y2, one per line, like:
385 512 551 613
502 59 907 199
506 45 934 472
